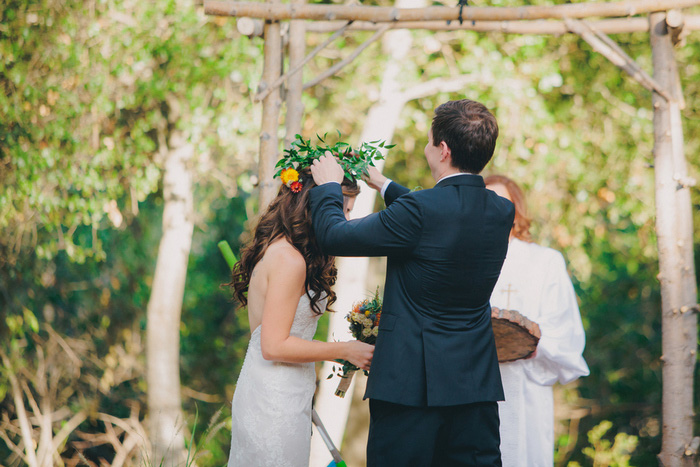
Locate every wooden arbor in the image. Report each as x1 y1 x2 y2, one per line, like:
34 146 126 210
206 0 699 464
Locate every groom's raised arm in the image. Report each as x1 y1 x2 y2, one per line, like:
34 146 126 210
309 183 422 257
383 181 410 206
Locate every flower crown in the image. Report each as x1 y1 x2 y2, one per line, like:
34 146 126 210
274 133 394 193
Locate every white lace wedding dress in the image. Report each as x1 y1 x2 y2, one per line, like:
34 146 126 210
228 293 324 467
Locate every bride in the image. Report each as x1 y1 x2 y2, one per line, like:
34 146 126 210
227 166 374 467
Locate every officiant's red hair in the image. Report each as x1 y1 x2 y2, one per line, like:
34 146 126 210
484 175 532 242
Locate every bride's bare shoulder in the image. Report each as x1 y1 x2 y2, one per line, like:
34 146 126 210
262 238 305 273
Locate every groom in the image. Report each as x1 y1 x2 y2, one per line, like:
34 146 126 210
309 99 514 466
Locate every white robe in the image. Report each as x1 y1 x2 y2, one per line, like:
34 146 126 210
490 238 589 467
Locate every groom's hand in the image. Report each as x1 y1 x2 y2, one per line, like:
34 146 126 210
311 153 344 185
363 165 387 192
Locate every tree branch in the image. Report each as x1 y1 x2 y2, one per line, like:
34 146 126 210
111 433 140 467
0 428 27 464
19 380 42 424
51 410 88 455
37 390 53 467
2 414 23 436
1 351 39 467
97 413 146 439
33 345 54 467
45 325 82 373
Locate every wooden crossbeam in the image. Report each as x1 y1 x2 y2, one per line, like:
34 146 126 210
205 0 700 22
666 9 687 44
301 15 700 35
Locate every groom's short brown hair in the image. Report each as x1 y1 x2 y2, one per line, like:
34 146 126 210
431 99 499 174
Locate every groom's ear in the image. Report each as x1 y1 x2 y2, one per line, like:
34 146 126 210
439 141 452 162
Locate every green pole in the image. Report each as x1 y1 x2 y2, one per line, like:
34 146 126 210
218 240 238 270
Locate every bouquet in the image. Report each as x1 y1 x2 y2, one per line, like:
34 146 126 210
330 289 382 398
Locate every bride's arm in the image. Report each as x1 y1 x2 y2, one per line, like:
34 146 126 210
259 246 373 371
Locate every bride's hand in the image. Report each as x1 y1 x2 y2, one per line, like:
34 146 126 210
344 341 374 371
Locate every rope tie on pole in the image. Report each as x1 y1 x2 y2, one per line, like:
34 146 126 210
446 0 472 26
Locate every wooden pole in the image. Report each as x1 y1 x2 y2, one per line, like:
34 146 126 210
285 0 306 146
258 15 283 208
650 11 699 467
205 0 700 22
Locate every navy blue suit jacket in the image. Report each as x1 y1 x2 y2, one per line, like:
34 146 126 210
309 174 515 407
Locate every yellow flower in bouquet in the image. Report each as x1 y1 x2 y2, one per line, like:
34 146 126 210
331 289 382 397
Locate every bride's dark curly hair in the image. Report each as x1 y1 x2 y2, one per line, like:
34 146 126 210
231 168 360 314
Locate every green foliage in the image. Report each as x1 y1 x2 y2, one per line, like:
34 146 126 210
0 194 159 461
274 133 392 181
567 421 638 467
0 0 259 264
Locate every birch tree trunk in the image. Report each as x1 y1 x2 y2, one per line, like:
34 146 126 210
146 136 195 466
650 11 698 467
309 1 424 464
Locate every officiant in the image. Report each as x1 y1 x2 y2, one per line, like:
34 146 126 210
485 175 589 466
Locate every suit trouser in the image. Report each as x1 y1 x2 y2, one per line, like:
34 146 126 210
367 399 502 467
